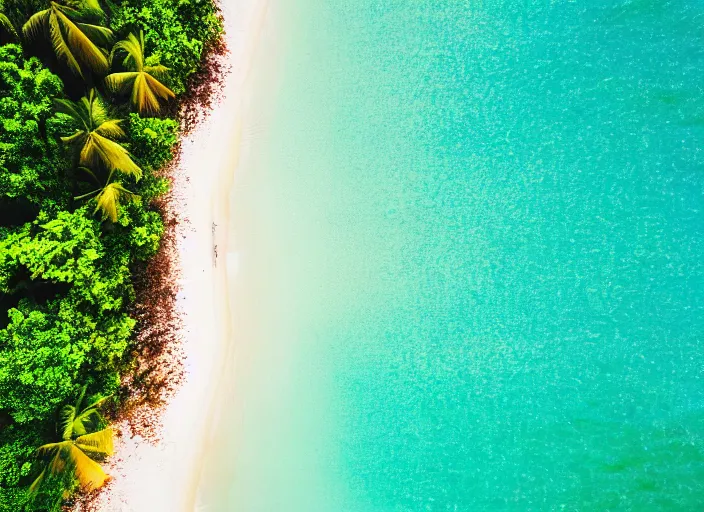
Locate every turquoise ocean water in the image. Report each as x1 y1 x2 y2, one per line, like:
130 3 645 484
200 1 704 510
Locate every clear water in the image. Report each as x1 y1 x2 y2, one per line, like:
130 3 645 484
201 0 704 510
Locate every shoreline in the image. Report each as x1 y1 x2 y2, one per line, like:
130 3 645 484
79 1 269 510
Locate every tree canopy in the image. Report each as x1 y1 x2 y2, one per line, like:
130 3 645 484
55 89 143 179
106 31 175 114
0 0 221 509
22 0 113 78
31 386 114 496
0 45 69 210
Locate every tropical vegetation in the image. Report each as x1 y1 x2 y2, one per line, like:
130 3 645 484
22 0 113 78
55 89 143 179
106 31 175 114
30 386 113 505
0 0 222 509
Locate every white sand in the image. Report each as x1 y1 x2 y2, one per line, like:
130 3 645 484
83 1 270 510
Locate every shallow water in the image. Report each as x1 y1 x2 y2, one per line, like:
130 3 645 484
199 1 704 510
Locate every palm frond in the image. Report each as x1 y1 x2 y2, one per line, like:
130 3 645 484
60 131 87 146
55 9 109 75
56 2 84 18
75 21 112 46
72 418 88 437
70 387 107 435
54 98 90 129
74 384 88 411
93 185 119 222
75 395 110 428
110 31 143 70
132 73 160 113
83 394 112 412
95 119 125 138
32 387 114 495
35 442 72 491
74 396 109 430
59 406 77 441
75 427 114 455
80 0 106 19
81 132 142 179
49 10 83 77
85 88 109 126
47 446 70 474
67 445 109 491
105 71 138 95
77 166 100 184
36 442 65 459
144 64 170 79
74 187 100 201
108 31 175 113
28 468 47 495
22 9 49 40
145 73 176 101
73 408 101 435
94 182 140 222
0 13 18 40
76 395 112 420
58 91 141 177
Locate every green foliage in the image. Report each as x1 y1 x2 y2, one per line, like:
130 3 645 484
0 428 36 489
0 1 44 27
0 45 70 208
0 304 84 424
31 388 114 496
0 488 29 512
126 113 176 208
91 181 140 222
0 210 103 293
120 205 164 261
128 113 178 172
0 209 134 425
106 31 176 114
22 0 114 78
0 0 221 508
0 293 131 426
110 0 222 94
0 209 132 307
55 89 143 180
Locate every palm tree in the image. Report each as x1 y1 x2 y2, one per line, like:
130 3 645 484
55 89 143 179
30 386 114 494
75 167 140 222
22 0 113 77
105 31 175 114
0 12 18 41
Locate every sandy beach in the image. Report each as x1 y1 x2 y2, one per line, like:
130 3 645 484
80 1 269 510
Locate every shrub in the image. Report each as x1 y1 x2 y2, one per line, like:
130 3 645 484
128 113 179 172
0 45 70 209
